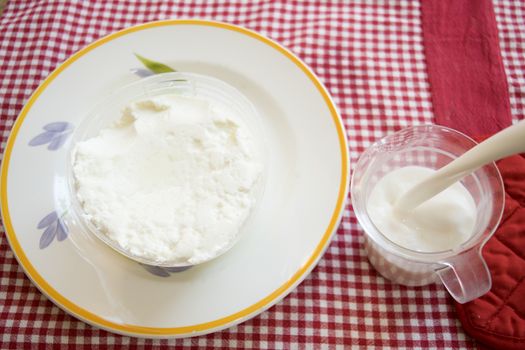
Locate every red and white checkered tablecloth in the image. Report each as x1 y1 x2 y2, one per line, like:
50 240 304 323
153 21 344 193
0 1 524 348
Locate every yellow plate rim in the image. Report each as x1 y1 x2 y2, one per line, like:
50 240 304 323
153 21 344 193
0 19 349 338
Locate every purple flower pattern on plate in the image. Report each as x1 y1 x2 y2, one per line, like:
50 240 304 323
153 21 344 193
140 263 192 277
29 122 73 151
131 53 176 78
37 211 69 249
130 68 155 78
34 56 182 266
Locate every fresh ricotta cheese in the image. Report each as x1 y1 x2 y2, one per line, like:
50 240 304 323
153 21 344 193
72 93 263 264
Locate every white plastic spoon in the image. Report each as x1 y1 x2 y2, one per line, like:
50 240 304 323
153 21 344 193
395 120 525 212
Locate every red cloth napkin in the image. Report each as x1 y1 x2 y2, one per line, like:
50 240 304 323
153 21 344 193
455 148 525 350
422 0 512 135
422 1 525 349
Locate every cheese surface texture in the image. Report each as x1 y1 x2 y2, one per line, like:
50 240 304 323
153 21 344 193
72 94 263 264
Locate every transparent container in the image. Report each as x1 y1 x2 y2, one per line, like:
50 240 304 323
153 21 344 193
67 72 265 268
351 125 504 303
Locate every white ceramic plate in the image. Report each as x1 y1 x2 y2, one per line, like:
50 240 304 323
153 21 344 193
1 20 349 338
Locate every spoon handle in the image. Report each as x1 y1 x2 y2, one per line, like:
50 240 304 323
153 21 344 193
396 120 525 211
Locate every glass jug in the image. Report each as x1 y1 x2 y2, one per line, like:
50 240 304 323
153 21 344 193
351 125 505 303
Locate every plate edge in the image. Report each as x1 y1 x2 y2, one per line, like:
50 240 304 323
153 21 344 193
0 18 350 338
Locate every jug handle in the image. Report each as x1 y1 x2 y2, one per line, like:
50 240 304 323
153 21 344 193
435 247 491 304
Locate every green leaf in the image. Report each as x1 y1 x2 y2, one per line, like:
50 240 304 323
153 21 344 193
134 53 176 74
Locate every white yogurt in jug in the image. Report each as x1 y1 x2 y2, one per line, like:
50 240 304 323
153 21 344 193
366 166 477 252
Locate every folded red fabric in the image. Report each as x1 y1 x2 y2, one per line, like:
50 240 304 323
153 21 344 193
422 1 524 349
455 146 525 350
422 0 512 135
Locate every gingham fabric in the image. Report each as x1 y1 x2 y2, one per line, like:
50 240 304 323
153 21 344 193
0 1 524 348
